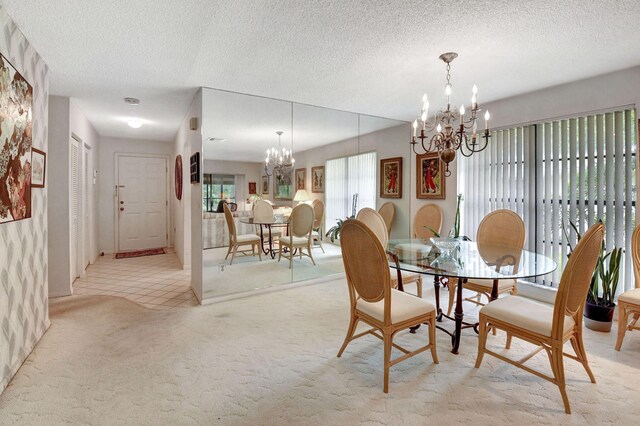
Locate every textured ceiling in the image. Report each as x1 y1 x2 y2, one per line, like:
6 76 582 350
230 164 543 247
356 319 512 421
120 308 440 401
3 0 640 142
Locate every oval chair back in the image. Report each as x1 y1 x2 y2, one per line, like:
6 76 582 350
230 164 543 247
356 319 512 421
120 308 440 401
378 202 395 237
552 222 604 339
356 208 389 248
290 203 314 238
477 209 525 249
223 202 237 243
633 224 640 288
253 200 274 222
413 204 443 239
341 219 391 311
312 199 325 230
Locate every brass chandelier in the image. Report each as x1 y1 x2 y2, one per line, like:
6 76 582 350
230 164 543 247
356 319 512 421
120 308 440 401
264 131 294 177
411 52 491 176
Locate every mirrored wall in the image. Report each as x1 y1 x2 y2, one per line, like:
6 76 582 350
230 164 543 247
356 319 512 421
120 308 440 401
200 88 411 300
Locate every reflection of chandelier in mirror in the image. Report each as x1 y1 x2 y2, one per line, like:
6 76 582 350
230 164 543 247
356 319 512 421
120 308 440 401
411 52 491 177
264 131 295 177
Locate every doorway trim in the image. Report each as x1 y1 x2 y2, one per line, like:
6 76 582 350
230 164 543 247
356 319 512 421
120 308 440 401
114 152 171 253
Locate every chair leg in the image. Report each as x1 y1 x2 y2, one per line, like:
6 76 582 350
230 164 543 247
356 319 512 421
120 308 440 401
571 333 596 383
337 314 359 357
416 276 423 298
256 243 262 261
278 243 283 262
383 331 393 393
615 302 628 351
429 316 439 364
230 245 238 265
505 332 512 349
475 315 488 368
308 245 316 265
550 342 571 414
447 280 455 316
318 238 325 253
224 244 232 260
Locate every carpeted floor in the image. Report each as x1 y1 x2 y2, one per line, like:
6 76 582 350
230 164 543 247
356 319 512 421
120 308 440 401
1 279 639 425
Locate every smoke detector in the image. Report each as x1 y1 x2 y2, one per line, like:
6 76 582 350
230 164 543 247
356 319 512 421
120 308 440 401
124 97 140 105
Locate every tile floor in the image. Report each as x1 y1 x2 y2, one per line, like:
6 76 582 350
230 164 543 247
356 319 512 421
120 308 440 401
73 249 196 310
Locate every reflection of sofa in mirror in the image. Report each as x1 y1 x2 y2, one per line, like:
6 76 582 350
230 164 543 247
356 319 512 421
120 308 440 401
203 211 253 249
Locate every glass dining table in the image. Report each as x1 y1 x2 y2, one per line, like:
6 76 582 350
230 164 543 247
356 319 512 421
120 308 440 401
239 216 289 259
387 239 557 354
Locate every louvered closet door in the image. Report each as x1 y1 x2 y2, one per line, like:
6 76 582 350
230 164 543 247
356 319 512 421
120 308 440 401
70 138 79 283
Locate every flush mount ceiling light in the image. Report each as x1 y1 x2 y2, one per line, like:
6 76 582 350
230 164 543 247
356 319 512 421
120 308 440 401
127 119 143 129
124 97 140 105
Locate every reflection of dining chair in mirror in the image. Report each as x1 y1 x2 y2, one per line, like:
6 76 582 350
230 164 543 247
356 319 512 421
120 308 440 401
413 204 443 239
311 199 325 253
616 224 640 351
223 203 262 265
253 199 282 241
356 208 423 298
378 202 395 238
475 222 604 414
278 203 315 268
337 219 438 393
447 209 524 316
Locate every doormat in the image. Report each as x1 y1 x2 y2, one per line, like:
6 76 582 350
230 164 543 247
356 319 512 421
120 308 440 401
115 248 165 259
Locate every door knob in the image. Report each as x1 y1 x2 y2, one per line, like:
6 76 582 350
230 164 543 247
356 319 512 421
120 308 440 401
120 201 124 205
119 207 124 211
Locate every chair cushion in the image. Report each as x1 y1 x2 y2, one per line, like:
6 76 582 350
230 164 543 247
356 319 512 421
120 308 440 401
256 230 282 237
357 289 435 324
619 288 640 304
465 278 517 290
279 236 309 246
236 234 261 243
311 230 321 237
389 269 421 284
480 295 575 337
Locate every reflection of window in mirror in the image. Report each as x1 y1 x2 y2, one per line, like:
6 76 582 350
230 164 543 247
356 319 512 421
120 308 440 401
203 174 236 212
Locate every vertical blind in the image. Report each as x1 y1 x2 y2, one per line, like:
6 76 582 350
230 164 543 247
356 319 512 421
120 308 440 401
460 108 637 292
326 151 377 230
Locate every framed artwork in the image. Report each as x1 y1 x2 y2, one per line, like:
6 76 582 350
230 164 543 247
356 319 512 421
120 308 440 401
311 166 325 193
189 152 200 183
174 155 182 200
262 175 269 194
274 168 293 200
248 181 257 195
416 152 445 199
0 53 33 224
380 157 402 198
295 168 306 191
31 148 46 188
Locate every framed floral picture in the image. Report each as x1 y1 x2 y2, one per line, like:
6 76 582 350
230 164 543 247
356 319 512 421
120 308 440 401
311 166 324 193
380 157 402 198
416 152 445 199
248 181 257 195
295 168 306 191
274 168 293 200
262 175 269 195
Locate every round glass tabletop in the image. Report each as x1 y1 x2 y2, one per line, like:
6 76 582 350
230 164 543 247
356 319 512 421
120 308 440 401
387 239 557 280
239 216 289 226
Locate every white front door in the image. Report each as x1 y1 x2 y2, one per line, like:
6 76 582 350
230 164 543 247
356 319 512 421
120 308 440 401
117 155 168 251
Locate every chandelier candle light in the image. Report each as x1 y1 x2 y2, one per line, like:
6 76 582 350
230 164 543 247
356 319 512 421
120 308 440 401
411 52 491 177
264 130 295 177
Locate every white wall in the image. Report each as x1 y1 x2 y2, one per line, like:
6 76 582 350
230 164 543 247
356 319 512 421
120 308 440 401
189 90 203 300
203 159 262 210
0 6 50 395
98 137 172 254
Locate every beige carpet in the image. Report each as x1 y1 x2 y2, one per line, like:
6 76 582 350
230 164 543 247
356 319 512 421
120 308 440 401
1 279 639 425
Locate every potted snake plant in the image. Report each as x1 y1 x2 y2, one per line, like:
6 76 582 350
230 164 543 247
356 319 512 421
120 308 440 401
563 220 622 332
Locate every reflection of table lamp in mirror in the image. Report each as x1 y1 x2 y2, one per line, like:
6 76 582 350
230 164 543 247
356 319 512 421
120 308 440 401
477 241 522 275
293 189 310 204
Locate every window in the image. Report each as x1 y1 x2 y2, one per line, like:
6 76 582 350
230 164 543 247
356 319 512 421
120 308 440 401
325 151 377 229
203 174 236 212
460 108 637 291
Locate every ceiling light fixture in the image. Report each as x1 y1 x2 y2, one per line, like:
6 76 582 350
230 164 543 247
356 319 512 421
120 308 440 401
411 52 491 177
127 119 143 129
124 97 140 105
264 131 294 177
208 137 228 143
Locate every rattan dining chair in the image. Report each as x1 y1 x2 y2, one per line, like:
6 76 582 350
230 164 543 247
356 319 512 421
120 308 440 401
223 202 262 265
413 204 443 240
278 203 316 268
475 222 604 414
337 219 438 393
378 202 395 238
253 200 282 239
447 209 525 316
615 224 640 351
356 208 423 298
311 199 325 253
